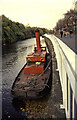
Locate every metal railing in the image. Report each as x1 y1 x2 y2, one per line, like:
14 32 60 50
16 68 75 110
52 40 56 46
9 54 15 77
44 34 77 119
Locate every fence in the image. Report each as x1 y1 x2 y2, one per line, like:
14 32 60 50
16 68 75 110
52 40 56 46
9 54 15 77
44 34 77 119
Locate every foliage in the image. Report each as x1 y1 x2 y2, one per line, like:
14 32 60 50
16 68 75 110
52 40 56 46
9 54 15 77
2 15 26 44
2 15 52 45
54 4 77 33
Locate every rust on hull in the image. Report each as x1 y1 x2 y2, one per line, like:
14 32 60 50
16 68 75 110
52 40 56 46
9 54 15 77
11 29 52 99
11 54 52 99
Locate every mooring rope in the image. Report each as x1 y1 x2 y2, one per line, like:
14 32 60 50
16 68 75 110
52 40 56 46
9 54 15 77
38 57 52 78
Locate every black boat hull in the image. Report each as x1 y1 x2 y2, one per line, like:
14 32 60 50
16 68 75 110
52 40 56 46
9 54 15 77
11 53 52 100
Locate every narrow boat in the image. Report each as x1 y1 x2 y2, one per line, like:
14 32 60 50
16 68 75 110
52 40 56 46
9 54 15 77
11 29 52 99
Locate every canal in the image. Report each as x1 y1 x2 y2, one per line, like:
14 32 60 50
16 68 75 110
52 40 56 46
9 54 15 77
2 37 52 119
2 37 65 119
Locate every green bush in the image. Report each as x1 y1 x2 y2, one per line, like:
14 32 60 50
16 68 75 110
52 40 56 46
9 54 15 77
2 15 50 45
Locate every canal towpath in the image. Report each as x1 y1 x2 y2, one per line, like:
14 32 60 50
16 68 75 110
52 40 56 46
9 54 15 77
55 34 77 54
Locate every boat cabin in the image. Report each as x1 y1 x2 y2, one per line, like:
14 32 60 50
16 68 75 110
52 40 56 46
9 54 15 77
24 29 47 74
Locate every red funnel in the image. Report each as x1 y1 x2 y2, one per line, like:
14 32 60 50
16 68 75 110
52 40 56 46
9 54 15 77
35 29 41 51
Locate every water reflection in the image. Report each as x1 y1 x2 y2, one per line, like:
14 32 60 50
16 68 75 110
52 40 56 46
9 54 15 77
12 91 52 119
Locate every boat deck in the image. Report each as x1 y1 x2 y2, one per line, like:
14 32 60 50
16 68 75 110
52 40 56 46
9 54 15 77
15 66 50 91
11 53 52 99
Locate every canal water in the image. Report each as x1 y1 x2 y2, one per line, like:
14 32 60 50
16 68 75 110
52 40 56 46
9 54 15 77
2 37 53 120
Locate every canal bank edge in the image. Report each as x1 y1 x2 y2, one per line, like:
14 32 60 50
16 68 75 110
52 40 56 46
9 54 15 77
44 36 66 119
